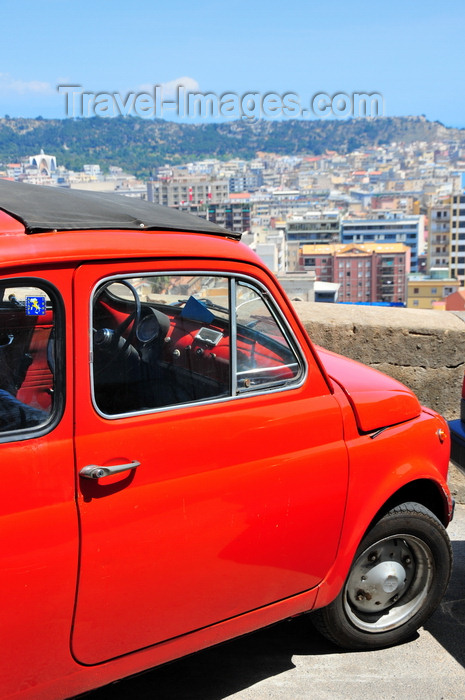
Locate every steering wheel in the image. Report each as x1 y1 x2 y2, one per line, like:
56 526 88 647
94 280 141 356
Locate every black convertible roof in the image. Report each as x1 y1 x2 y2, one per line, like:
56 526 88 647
0 179 239 238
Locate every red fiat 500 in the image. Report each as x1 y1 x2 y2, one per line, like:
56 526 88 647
0 180 453 699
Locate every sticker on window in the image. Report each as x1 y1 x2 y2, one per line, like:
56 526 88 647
25 296 46 316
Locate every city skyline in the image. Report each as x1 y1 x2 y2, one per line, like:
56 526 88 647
1 0 465 127
4 132 465 308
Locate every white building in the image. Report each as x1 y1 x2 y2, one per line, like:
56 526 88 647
29 150 56 177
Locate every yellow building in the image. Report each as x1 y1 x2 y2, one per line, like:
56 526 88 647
407 274 458 309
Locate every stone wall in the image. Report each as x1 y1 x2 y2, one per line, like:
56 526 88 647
292 302 465 420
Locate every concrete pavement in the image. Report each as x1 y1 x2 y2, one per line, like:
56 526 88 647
84 503 465 700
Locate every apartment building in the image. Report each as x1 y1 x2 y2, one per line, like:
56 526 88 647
206 202 251 233
229 173 262 192
407 271 459 309
450 193 465 284
285 211 341 245
427 194 465 286
299 243 409 304
242 229 286 273
428 200 451 272
341 213 424 272
149 177 229 207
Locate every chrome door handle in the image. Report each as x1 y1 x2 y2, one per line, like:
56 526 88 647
79 460 140 479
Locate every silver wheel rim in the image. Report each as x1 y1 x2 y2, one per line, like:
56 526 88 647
344 534 434 633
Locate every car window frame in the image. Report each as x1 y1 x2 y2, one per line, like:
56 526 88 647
90 270 307 420
0 276 65 443
233 277 305 395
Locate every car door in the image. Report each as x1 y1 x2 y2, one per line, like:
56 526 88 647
71 260 349 664
0 273 77 697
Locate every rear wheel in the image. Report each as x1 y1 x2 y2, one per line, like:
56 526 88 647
312 502 452 650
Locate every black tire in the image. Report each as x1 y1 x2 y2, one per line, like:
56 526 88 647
312 502 452 650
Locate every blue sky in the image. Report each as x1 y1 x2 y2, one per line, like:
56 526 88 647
1 0 465 126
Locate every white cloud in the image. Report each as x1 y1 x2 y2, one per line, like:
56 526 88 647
138 76 200 97
0 73 55 96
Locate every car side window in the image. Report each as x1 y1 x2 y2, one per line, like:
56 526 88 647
235 281 303 392
92 274 231 415
0 282 58 436
91 273 304 417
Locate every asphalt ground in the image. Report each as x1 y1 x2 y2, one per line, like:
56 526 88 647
82 500 465 700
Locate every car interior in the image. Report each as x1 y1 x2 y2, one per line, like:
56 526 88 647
92 275 301 416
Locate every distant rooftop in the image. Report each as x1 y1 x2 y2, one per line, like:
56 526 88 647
301 242 409 255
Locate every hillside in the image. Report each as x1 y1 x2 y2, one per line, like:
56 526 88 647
0 116 463 177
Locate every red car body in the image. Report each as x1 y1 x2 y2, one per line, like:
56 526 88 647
0 182 453 699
